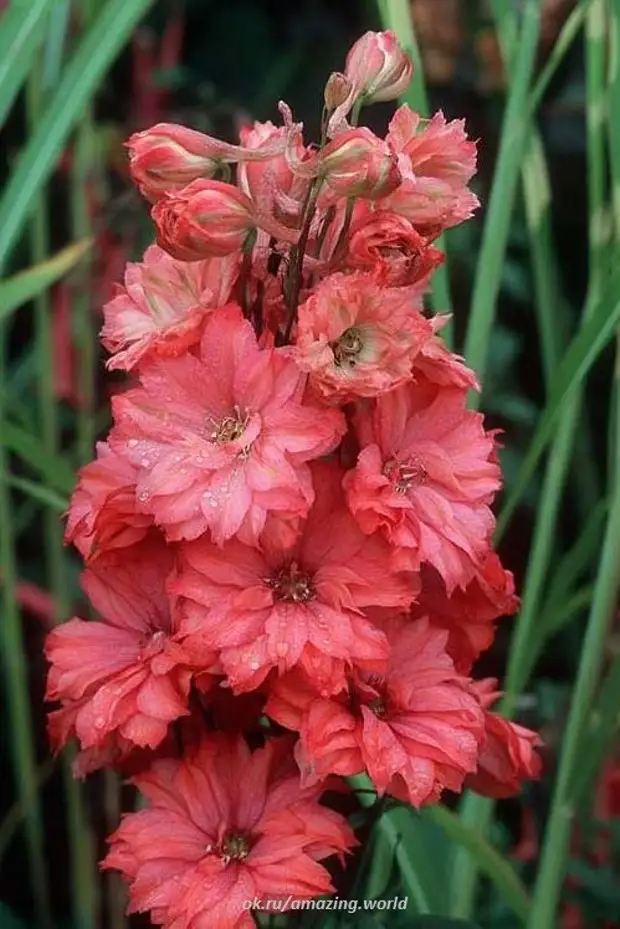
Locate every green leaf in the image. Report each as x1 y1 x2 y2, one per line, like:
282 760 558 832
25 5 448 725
499 264 620 534
0 420 75 494
427 805 530 922
0 0 57 130
407 921 481 929
0 0 156 271
7 474 68 512
0 239 91 323
0 902 28 929
364 807 452 913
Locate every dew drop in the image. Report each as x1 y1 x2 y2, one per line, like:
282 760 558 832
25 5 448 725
127 438 138 448
141 458 151 467
249 659 260 671
94 716 105 729
138 491 150 502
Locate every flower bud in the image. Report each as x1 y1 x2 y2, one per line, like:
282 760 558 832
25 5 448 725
319 128 401 200
152 179 256 260
344 30 413 103
127 123 286 202
324 72 354 112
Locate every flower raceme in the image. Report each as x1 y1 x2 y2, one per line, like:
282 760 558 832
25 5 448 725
44 27 540 927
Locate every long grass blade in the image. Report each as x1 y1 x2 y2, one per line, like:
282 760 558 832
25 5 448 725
0 0 156 272
463 1 541 398
0 0 56 130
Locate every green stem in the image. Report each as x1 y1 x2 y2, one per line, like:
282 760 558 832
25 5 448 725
463 0 542 401
0 458 52 929
526 3 613 924
72 105 97 466
27 62 97 929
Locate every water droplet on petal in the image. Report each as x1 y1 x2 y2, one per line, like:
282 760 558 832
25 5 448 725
127 438 138 448
249 659 260 671
141 458 151 467
95 716 105 729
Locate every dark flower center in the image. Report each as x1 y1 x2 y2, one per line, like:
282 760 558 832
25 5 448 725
331 326 364 368
209 405 248 444
220 832 252 863
266 560 315 602
383 456 428 493
350 673 389 719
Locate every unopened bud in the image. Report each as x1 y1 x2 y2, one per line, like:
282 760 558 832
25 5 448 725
319 128 401 200
345 30 413 103
127 122 285 202
152 179 256 260
324 72 354 112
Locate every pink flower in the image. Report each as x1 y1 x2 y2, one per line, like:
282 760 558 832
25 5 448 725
294 271 434 402
413 554 519 673
102 733 356 928
65 442 152 562
111 305 346 545
466 680 542 798
343 380 501 591
338 205 444 288
45 535 198 755
152 179 257 260
383 105 479 235
267 618 484 805
172 461 413 696
414 314 479 390
127 122 286 202
101 243 239 370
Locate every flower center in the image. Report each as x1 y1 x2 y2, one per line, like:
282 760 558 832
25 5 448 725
265 560 315 602
351 673 389 719
209 405 248 444
206 831 253 865
383 456 428 493
220 832 252 863
331 326 364 368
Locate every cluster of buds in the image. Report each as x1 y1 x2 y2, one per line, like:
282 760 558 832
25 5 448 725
44 30 540 929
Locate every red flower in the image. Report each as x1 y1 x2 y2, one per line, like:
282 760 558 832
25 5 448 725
102 733 356 928
466 680 542 798
268 617 484 805
344 380 500 591
45 536 198 755
295 271 434 402
101 243 239 370
65 441 152 562
111 305 345 545
413 553 519 672
172 462 413 695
